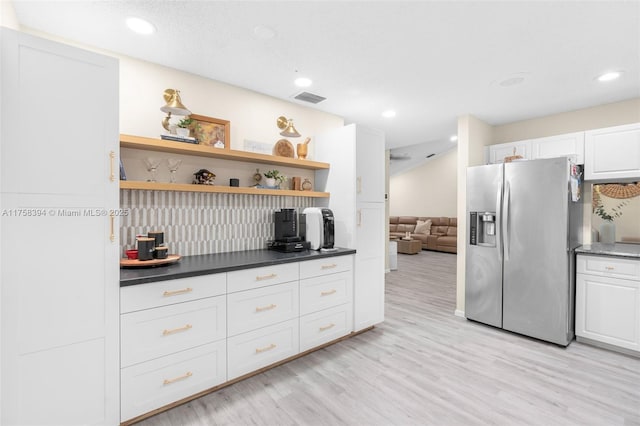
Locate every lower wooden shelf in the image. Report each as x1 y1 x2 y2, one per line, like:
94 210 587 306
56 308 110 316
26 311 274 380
120 180 329 198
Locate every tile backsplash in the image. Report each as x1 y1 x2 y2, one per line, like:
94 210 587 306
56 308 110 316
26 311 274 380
120 189 314 256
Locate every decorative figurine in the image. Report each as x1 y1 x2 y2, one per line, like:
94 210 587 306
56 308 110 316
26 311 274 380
192 169 216 185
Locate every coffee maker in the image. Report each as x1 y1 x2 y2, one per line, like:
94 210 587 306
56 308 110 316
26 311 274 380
302 207 336 251
268 208 310 252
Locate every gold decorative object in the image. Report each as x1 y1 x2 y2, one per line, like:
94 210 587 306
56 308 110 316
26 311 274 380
297 137 311 159
273 139 294 157
277 115 301 137
160 89 191 131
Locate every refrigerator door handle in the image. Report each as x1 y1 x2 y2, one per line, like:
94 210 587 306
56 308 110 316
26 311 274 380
496 185 503 261
503 180 511 261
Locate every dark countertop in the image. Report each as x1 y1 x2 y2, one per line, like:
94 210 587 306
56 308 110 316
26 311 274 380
120 247 356 286
576 243 640 259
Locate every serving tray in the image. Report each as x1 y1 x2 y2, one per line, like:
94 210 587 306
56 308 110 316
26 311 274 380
120 254 181 268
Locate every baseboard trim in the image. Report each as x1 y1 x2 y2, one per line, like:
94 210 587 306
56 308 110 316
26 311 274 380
454 309 466 318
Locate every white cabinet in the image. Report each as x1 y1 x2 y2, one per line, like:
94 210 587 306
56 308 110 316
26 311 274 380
530 132 585 164
120 276 228 421
585 123 640 181
488 141 531 164
488 132 585 165
1 29 119 425
576 255 640 353
315 124 386 332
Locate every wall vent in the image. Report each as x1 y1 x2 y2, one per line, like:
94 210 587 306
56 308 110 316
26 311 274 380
293 92 326 104
426 153 436 158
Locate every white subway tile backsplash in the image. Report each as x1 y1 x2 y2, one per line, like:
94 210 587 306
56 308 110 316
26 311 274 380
120 189 314 256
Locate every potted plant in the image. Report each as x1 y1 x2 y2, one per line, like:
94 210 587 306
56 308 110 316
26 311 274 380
593 185 628 244
263 169 286 188
176 117 193 137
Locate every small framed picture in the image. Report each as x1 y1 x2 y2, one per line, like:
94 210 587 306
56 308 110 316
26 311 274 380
190 114 230 150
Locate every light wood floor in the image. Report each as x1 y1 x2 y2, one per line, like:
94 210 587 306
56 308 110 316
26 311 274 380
138 251 640 426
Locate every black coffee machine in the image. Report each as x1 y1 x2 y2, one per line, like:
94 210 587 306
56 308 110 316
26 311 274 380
269 208 310 252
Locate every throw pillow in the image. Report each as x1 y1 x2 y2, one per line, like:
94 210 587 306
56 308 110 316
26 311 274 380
415 219 432 235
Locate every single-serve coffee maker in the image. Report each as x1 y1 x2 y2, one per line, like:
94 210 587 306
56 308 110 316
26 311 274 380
469 211 496 247
303 207 336 251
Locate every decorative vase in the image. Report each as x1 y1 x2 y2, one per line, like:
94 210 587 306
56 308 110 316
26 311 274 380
301 178 312 191
296 143 308 159
176 127 190 137
599 222 616 244
265 177 276 187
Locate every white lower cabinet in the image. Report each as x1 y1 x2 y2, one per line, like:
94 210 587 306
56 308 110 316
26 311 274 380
300 304 353 352
121 254 357 422
576 255 640 353
227 318 300 380
121 340 227 421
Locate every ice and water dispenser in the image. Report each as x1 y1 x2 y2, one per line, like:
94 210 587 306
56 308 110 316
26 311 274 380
469 212 496 247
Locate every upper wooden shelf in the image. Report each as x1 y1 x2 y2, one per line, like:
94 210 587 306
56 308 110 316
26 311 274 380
120 134 330 170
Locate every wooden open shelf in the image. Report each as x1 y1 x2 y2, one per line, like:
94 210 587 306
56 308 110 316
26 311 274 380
120 134 330 170
120 180 330 198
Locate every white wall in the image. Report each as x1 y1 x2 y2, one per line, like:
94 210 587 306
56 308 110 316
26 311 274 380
389 148 457 217
0 1 19 30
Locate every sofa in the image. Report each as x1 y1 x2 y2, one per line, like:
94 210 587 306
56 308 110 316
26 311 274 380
389 216 457 254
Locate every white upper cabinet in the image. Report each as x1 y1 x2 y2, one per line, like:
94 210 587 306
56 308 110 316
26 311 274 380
488 141 531 164
584 123 640 181
530 132 585 164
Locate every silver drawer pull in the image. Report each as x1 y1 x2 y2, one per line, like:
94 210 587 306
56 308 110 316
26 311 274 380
163 371 192 385
605 266 615 271
256 273 277 281
321 263 337 270
162 324 192 336
320 289 337 296
319 323 335 331
255 303 277 312
163 287 193 297
255 343 276 354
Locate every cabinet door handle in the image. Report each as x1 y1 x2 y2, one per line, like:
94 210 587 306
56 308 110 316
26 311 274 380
255 343 276 354
109 213 115 243
605 266 615 271
356 176 362 194
321 263 337 270
256 273 277 281
357 210 362 226
163 371 192 385
319 323 335 331
162 324 192 336
255 303 277 312
321 289 337 296
109 151 116 182
163 287 193 297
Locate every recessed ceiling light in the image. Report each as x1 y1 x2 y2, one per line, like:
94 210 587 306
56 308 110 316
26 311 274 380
294 77 312 88
382 110 396 118
597 71 622 82
450 135 458 142
126 17 155 35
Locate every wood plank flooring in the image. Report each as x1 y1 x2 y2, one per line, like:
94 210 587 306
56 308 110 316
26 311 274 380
137 251 640 426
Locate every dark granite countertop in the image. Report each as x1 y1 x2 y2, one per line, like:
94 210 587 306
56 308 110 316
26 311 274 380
120 247 356 286
575 243 640 259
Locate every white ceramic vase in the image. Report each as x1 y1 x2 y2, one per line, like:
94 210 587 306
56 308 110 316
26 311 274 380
599 221 616 244
265 177 276 187
176 127 190 137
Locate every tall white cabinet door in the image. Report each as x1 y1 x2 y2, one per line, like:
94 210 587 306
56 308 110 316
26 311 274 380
354 204 386 331
1 29 119 425
585 123 640 181
355 126 386 203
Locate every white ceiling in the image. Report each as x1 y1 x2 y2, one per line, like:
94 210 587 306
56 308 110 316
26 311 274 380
11 0 640 174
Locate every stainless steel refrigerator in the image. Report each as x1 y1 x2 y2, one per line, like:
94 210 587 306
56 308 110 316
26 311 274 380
465 157 583 346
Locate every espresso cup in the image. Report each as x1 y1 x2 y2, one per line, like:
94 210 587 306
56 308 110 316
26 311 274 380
136 237 155 261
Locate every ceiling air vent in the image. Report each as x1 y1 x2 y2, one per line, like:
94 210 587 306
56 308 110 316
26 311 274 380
293 91 326 104
426 153 436 158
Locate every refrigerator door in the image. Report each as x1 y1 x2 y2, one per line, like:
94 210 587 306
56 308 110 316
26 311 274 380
465 164 503 328
502 157 572 345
